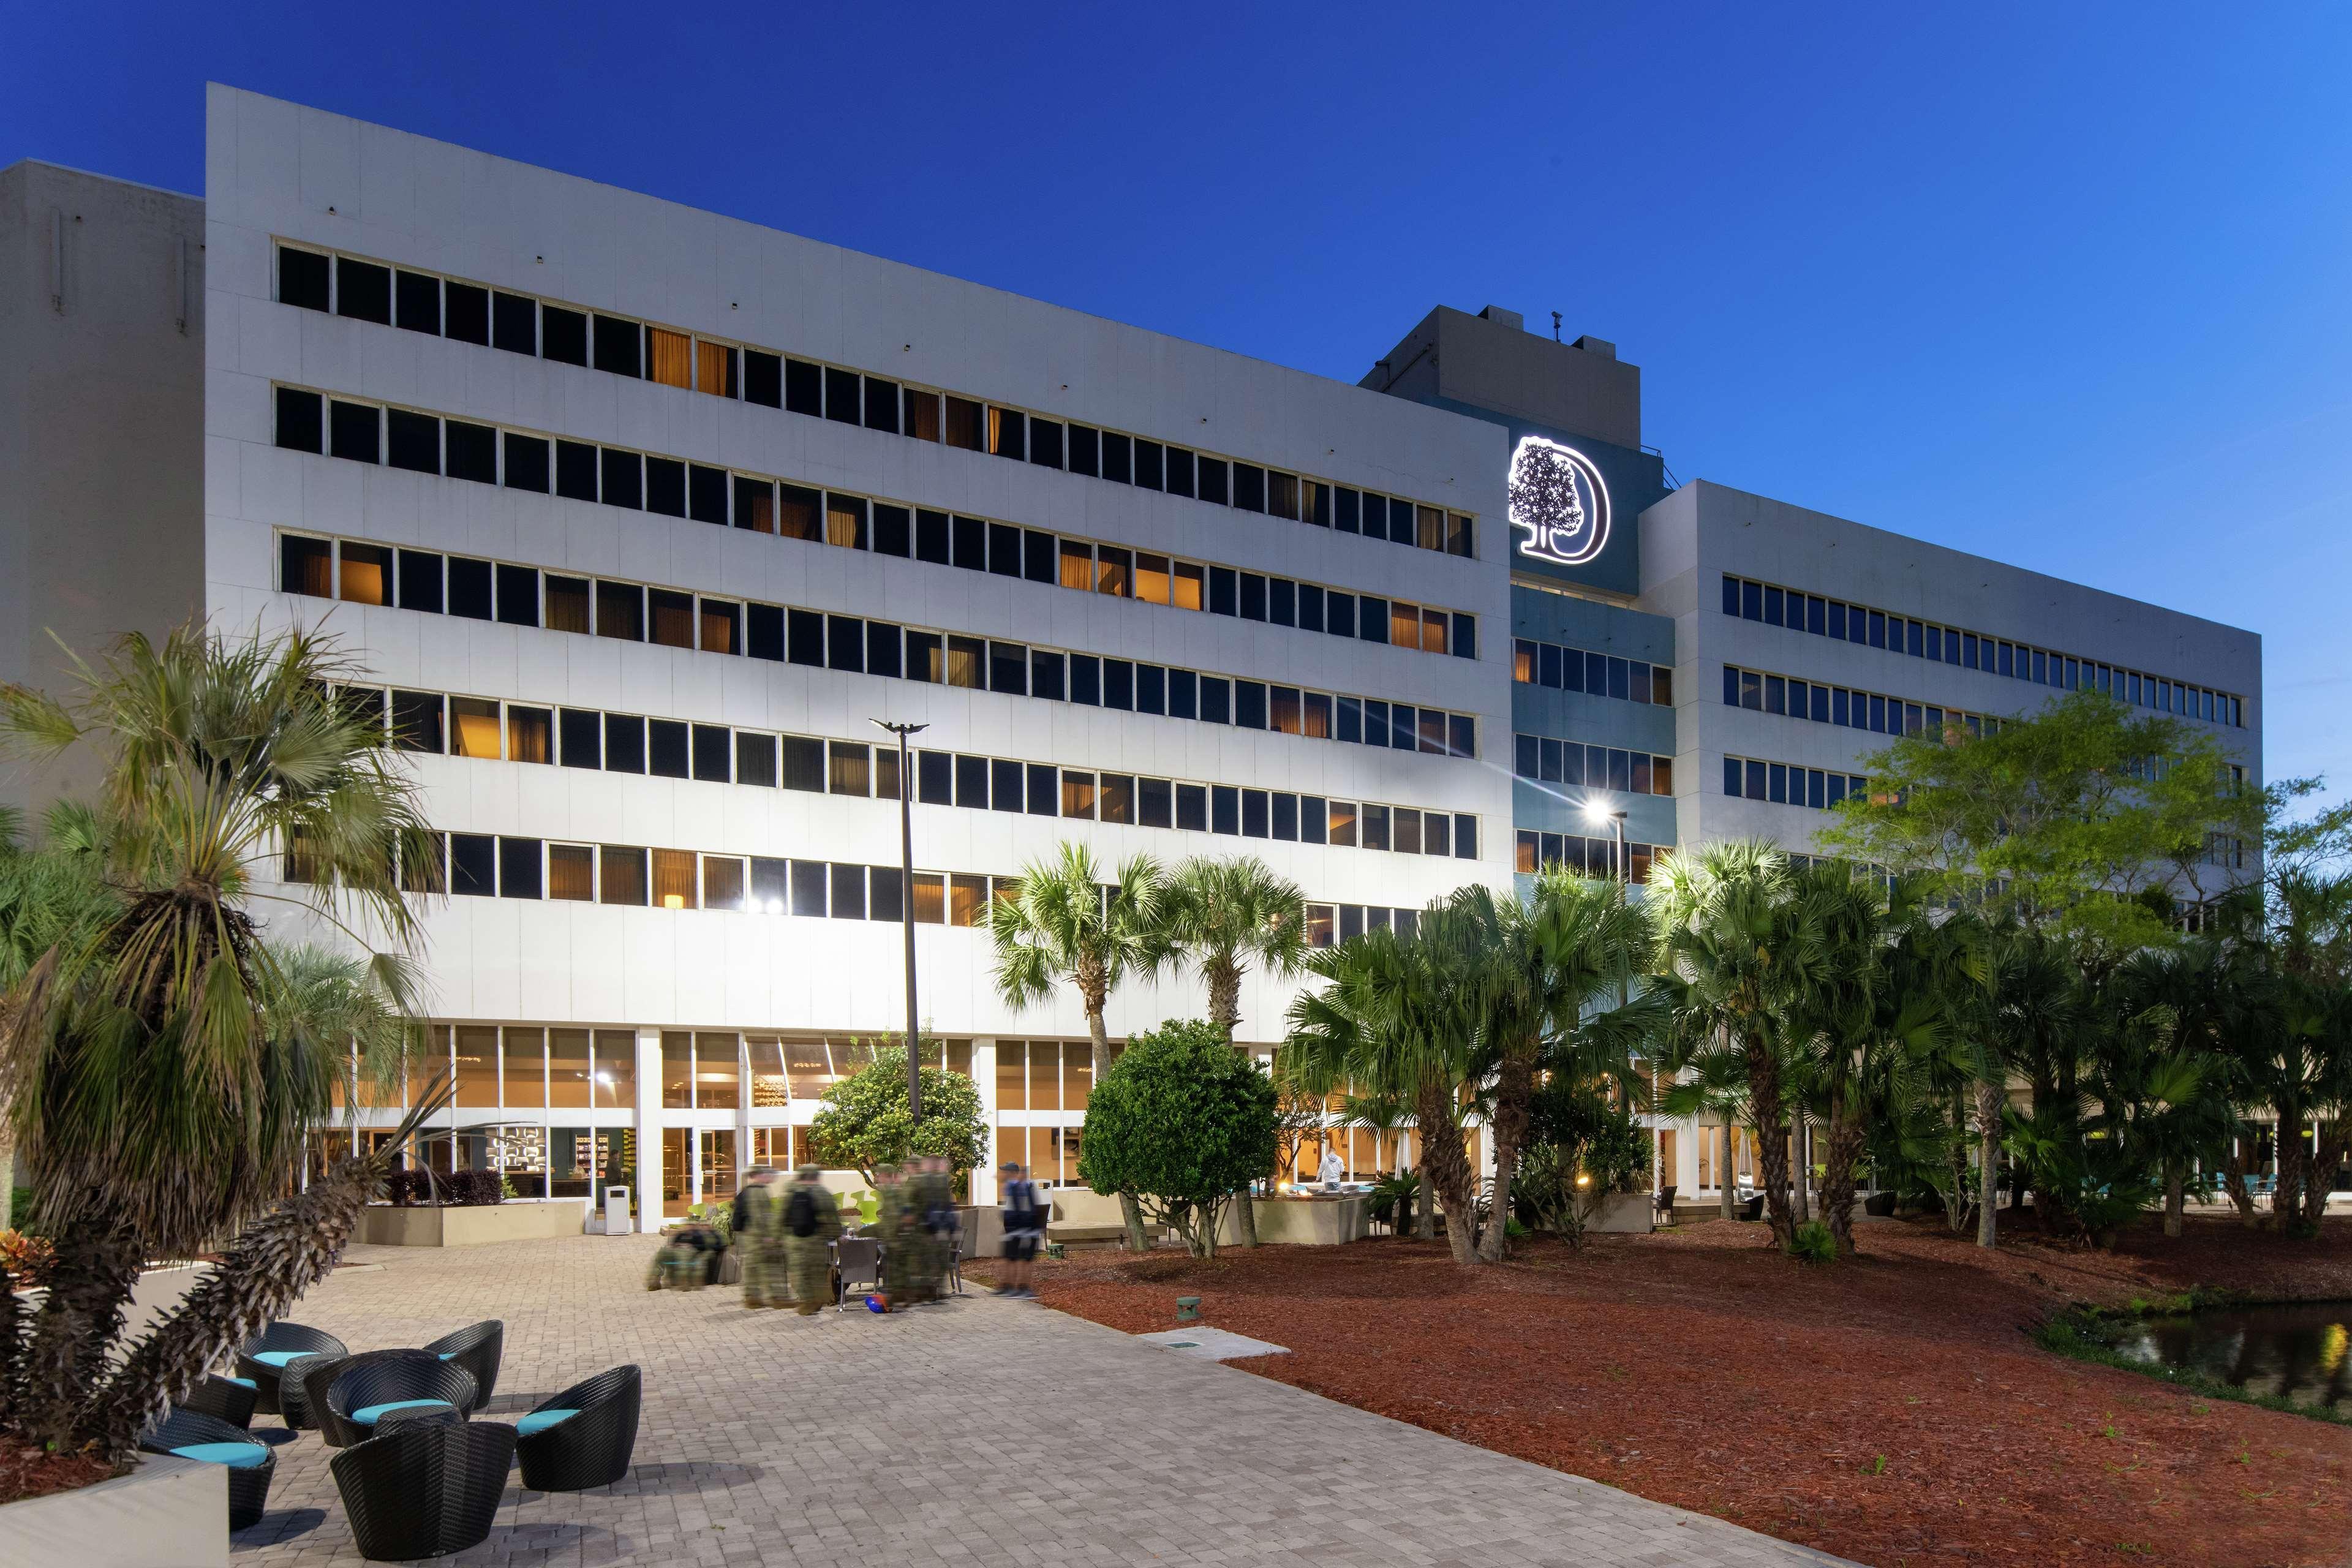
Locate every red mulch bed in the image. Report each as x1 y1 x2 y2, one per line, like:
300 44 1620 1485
997 1216 2352 1568
0 1446 117 1507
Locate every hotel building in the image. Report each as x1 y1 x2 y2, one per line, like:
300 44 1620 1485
0 88 2262 1220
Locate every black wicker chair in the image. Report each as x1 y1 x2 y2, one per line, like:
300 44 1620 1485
423 1319 504 1404
303 1349 480 1444
325 1355 480 1449
330 1420 518 1561
183 1372 260 1430
277 1352 337 1431
138 1406 276 1531
514 1365 640 1493
233 1322 347 1417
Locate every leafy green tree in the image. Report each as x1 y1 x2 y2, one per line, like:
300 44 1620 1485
0 802 115 1232
1284 923 1487 1262
0 624 439 1458
1820 688 2262 951
1077 1019 1276 1259
987 842 1174 1248
810 1042 987 1185
1166 855 1306 1246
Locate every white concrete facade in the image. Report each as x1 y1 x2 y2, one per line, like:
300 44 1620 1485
198 87 1515 1214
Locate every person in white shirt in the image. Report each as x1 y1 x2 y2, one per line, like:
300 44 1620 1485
1316 1146 1345 1189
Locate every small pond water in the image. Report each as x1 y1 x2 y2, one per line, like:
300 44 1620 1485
2109 1302 2352 1411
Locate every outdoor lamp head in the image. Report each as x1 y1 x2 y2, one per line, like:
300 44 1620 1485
1583 799 1612 824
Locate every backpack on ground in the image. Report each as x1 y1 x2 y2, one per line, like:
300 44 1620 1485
785 1184 819 1238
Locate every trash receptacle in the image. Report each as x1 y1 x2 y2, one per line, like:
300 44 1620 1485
604 1185 633 1236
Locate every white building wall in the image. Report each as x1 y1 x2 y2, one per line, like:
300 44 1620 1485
201 88 1515 1211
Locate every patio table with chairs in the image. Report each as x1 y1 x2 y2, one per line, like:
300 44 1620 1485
137 1313 642 1562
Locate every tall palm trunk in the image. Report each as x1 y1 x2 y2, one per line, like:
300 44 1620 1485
1088 1005 1150 1253
1975 1080 2003 1249
1820 1091 1866 1255
1478 1044 1536 1262
1205 964 1262 1248
2304 1123 2346 1228
1414 1137 1435 1239
1719 1122 1736 1218
1415 1076 1477 1265
15 1204 142 1451
2275 1106 2308 1232
1790 1117 1810 1225
2163 1161 2187 1238
1744 1046 1796 1248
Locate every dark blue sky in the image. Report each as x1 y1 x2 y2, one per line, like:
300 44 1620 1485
7 6 2346 802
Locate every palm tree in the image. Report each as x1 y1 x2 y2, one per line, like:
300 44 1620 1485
1650 840 1842 1248
1283 922 1486 1263
1446 873 1651 1261
987 841 1174 1250
1167 856 1307 1246
0 622 440 1459
0 802 116 1232
1986 927 2090 1238
1659 1031 1755 1218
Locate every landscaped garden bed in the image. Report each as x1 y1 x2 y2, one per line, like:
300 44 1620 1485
996 1217 2352 1568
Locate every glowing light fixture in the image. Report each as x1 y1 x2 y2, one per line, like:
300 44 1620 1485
662 894 684 910
1508 435 1611 567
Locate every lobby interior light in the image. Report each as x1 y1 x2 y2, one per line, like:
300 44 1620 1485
662 894 684 910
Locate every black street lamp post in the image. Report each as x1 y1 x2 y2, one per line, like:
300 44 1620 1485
873 719 928 1120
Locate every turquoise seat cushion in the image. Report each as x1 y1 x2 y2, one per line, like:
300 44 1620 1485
171 1442 271 1469
223 1376 256 1389
515 1408 579 1438
249 1349 311 1367
350 1398 454 1426
437 1351 455 1360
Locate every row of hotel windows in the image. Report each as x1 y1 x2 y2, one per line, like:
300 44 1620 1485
1722 665 1999 740
325 684 1476 859
271 387 1477 662
280 533 1482 760
1722 757 1874 812
344 826 1474 916
1510 638 1673 707
274 246 1476 558
330 1025 978 1113
1512 735 1675 796
1512 831 1660 881
1719 574 2243 727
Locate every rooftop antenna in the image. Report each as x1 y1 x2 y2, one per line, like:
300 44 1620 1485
1551 311 1562 342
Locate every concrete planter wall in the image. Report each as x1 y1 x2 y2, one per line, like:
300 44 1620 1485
0 1454 225 1568
1578 1191 1655 1234
359 1197 586 1247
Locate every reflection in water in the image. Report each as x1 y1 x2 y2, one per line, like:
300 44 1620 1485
2115 1303 2352 1410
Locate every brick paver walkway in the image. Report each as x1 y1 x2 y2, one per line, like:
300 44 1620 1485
232 1234 1852 1567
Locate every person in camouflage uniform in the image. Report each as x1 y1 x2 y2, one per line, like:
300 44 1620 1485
782 1163 843 1314
645 1219 721 1291
908 1156 958 1302
735 1167 789 1308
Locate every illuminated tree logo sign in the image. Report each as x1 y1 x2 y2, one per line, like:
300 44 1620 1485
1508 436 1611 568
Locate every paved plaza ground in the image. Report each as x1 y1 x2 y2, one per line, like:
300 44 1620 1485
230 1233 1852 1567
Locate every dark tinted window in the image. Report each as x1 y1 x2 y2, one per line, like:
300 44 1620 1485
497 294 544 357
394 271 440 335
445 420 496 483
391 690 444 752
560 709 601 769
397 549 443 612
748 603 783 662
385 409 439 474
688 464 726 524
593 315 641 377
554 440 597 501
1029 419 1063 469
503 433 549 492
1068 425 1099 477
785 359 821 416
540 304 587 365
648 720 690 778
604 714 646 774
1164 448 1194 498
737 733 777 787
328 401 379 463
1208 567 1237 617
499 838 542 899
988 522 1022 578
599 449 641 510
1232 463 1265 513
1134 439 1163 489
444 281 489 344
494 563 538 627
692 725 731 783
867 621 902 677
1197 457 1229 505
447 557 493 620
864 378 900 433
744 350 782 407
281 535 331 597
824 366 861 424
873 503 911 558
274 388 323 453
450 834 496 897
597 581 644 641
1101 432 1131 484
335 258 391 324
279 246 329 311
645 456 687 518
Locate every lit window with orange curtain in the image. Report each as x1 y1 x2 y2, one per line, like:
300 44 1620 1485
1391 600 1424 649
647 328 692 390
450 698 502 760
1421 608 1448 656
652 849 698 909
694 339 734 397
